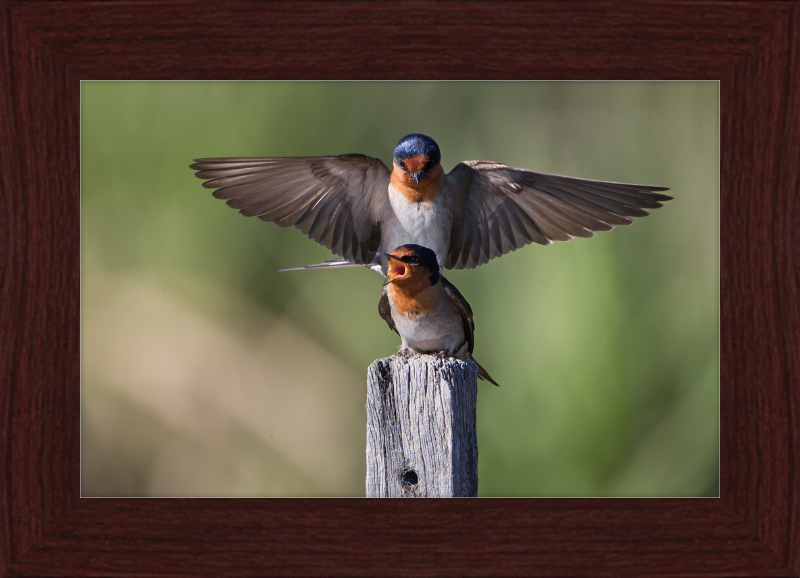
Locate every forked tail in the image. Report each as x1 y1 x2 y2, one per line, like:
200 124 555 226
277 258 383 275
472 357 499 387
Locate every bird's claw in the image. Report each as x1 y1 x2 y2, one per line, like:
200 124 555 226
397 347 415 359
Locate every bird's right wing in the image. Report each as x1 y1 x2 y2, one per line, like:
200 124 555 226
378 286 398 335
191 155 392 265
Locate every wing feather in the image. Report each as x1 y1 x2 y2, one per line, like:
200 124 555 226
445 161 671 269
378 287 398 335
191 155 392 264
441 278 475 355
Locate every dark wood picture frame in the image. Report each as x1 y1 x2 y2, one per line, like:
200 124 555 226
1 1 798 575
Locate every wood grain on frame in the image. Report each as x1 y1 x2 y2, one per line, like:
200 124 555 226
1 1 798 576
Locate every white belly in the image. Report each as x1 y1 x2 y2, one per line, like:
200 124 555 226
390 298 465 355
381 184 454 274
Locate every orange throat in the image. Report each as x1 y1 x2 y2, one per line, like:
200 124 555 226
388 275 441 317
390 163 445 204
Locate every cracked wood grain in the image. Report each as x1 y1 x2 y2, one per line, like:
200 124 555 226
366 356 478 497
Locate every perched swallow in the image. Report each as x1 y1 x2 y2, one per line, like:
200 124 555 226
191 134 671 275
378 244 498 386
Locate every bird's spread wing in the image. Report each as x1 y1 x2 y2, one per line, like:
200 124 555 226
441 278 475 355
191 155 392 265
378 286 398 335
444 161 672 269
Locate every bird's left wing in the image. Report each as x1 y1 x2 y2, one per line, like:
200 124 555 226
444 161 672 269
443 278 499 386
441 278 475 356
191 155 392 265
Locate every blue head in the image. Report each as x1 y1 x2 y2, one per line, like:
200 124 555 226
386 244 441 286
392 134 441 184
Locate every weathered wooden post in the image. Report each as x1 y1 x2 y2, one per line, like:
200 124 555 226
366 355 479 497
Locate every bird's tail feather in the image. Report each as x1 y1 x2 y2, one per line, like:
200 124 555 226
277 258 383 274
472 357 499 387
277 258 359 272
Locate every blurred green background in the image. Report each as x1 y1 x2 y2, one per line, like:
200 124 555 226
81 81 719 497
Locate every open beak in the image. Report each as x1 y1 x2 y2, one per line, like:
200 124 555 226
385 255 407 284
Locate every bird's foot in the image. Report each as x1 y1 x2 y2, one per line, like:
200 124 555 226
432 350 449 360
397 347 415 359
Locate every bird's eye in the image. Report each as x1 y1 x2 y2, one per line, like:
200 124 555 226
409 256 419 264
